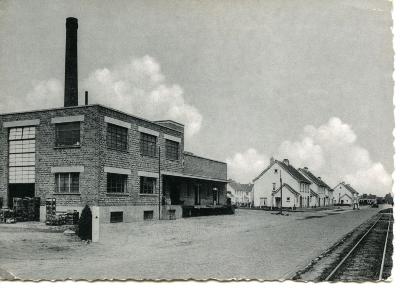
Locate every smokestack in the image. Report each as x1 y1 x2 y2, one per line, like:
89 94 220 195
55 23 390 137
64 17 78 107
85 91 88 105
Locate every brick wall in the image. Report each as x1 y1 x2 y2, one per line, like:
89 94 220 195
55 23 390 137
183 153 227 180
0 104 228 211
0 106 101 207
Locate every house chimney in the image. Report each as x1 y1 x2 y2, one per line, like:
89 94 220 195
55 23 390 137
304 167 308 171
85 91 88 105
270 157 275 165
283 159 289 166
64 17 78 107
318 177 321 180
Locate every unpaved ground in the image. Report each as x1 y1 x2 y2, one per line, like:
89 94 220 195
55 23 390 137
0 206 381 280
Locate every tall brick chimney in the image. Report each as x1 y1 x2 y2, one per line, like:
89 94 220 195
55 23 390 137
64 17 78 107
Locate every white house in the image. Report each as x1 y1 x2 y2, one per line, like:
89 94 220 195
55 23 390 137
253 158 311 208
298 167 333 207
332 182 360 208
227 180 254 206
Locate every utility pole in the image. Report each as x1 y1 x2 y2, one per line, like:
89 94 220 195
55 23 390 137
280 170 283 215
158 146 161 220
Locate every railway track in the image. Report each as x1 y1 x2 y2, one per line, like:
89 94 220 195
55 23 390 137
324 209 393 281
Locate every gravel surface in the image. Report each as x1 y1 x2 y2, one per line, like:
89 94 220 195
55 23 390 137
0 206 381 280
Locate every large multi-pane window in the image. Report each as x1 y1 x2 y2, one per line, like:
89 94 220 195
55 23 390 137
165 139 179 160
107 124 128 151
107 173 128 193
8 127 36 183
55 173 80 194
140 177 156 194
55 122 81 147
140 133 157 157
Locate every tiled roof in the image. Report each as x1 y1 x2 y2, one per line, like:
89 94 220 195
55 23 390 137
298 168 332 189
228 180 254 192
277 161 311 184
344 184 359 195
310 188 319 197
272 183 300 196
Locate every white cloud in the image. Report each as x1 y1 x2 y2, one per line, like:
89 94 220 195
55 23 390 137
0 79 63 113
277 117 392 196
226 148 268 183
83 55 202 137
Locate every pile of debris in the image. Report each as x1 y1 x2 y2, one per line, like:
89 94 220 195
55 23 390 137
0 197 40 223
45 198 79 226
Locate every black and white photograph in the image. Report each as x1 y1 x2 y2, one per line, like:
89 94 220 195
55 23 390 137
0 0 397 284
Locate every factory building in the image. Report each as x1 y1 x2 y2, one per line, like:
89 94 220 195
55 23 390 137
0 17 228 224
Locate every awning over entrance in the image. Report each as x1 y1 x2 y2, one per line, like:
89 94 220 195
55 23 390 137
161 170 229 183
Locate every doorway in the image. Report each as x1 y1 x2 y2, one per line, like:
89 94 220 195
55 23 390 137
275 197 281 208
194 184 201 205
8 184 35 208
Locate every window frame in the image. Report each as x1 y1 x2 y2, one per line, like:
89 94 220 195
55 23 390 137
107 173 128 194
55 122 81 148
106 123 128 152
55 172 80 194
140 176 156 195
140 132 157 157
165 139 179 161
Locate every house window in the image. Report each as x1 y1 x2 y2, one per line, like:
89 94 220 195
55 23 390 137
107 124 128 151
140 177 156 194
165 139 179 160
286 197 290 202
55 122 80 147
55 173 80 194
110 211 123 223
272 183 276 191
107 173 127 193
274 169 278 174
140 132 157 157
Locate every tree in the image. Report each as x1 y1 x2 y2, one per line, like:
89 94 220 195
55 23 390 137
78 205 92 241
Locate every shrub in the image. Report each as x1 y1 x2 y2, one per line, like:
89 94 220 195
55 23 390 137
78 205 92 241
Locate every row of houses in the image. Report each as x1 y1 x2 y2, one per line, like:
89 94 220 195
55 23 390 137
228 157 361 209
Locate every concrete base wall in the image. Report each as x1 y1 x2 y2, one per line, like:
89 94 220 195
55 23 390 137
39 204 183 223
99 205 182 223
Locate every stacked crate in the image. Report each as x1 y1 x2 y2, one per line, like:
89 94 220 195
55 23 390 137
65 210 79 225
13 198 26 222
34 197 41 221
0 208 15 223
45 198 57 225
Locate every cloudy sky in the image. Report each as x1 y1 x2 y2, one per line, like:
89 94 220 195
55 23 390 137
0 0 394 195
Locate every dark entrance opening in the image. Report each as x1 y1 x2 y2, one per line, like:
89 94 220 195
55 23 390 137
165 177 182 205
8 184 35 208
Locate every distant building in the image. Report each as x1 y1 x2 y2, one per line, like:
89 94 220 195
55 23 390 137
253 158 311 208
332 182 360 208
298 167 333 207
227 180 254 207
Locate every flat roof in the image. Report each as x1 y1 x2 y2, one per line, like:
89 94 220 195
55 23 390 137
0 104 183 134
184 151 227 165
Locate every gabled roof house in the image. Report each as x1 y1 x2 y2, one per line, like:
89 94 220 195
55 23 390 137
253 158 311 208
298 167 333 207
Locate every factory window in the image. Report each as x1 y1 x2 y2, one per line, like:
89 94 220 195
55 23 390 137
165 139 179 160
55 173 80 194
107 124 128 151
140 132 157 157
55 122 80 147
8 127 36 184
107 173 127 193
110 211 123 223
140 177 156 194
